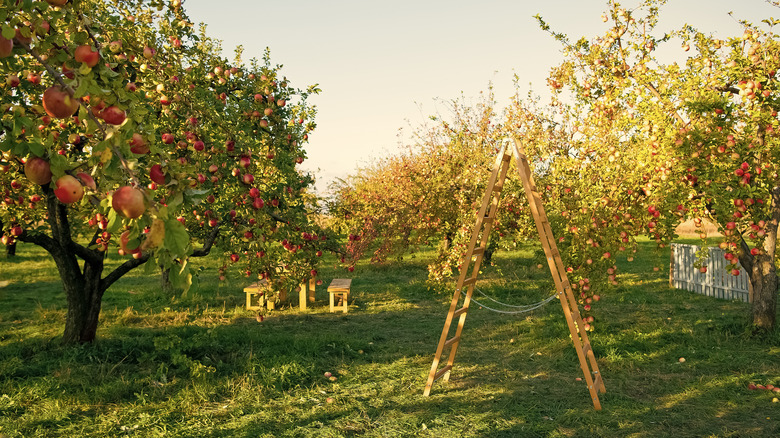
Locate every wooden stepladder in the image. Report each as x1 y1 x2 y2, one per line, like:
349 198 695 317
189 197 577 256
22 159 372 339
423 139 606 410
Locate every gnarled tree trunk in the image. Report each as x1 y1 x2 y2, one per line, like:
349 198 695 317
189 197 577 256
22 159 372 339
738 186 780 332
20 188 151 344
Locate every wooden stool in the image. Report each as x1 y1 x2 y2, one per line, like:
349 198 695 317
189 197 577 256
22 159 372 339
328 279 352 313
244 279 286 310
298 276 317 310
243 279 269 310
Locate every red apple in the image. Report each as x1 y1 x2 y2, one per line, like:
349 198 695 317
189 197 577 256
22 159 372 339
143 46 155 59
75 172 96 190
6 74 20 87
112 186 145 219
129 133 149 154
119 230 140 254
242 174 254 184
46 0 69 5
101 106 126 125
74 45 99 67
161 133 175 144
193 140 205 151
150 164 166 185
252 197 264 209
0 36 13 58
42 86 79 119
53 175 84 204
24 157 52 185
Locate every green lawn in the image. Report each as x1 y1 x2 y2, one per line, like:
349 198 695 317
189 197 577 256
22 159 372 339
0 239 778 437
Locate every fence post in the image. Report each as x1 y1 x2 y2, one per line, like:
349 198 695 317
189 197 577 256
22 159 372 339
669 243 675 288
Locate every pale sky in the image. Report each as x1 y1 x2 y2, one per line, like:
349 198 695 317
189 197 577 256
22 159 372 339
182 0 778 194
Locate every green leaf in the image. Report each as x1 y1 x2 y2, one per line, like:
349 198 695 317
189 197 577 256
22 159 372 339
1 25 14 40
74 80 90 98
107 208 122 234
28 142 45 158
184 188 209 205
164 218 189 257
169 191 184 210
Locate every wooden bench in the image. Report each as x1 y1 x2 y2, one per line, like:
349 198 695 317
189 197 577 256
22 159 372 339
298 276 317 310
244 279 270 310
327 279 352 313
245 277 316 311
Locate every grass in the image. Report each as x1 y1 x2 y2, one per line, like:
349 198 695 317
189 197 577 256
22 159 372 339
0 238 779 437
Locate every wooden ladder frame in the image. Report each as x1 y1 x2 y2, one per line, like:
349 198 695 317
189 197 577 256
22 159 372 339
422 138 607 410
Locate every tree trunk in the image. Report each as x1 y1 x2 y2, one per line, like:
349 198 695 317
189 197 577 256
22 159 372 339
6 241 16 257
748 254 777 331
740 186 780 332
57 254 106 344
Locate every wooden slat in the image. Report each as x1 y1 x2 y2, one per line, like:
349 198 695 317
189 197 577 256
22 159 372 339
443 335 460 349
327 278 352 292
462 277 477 288
452 306 468 318
472 247 485 257
434 365 453 381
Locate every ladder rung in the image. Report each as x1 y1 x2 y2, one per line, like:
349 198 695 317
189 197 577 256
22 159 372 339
493 183 504 192
462 277 477 288
433 364 453 381
453 306 468 318
592 373 603 391
444 335 460 349
582 343 592 356
472 247 485 256
502 153 512 162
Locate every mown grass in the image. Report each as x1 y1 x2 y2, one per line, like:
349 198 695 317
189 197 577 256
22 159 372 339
0 238 778 437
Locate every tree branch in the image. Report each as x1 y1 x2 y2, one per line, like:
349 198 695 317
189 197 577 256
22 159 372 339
100 252 151 291
191 225 219 257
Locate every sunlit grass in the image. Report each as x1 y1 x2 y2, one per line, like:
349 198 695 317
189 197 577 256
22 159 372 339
0 237 778 437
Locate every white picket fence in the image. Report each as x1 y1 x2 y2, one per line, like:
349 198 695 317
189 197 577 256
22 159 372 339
669 243 753 303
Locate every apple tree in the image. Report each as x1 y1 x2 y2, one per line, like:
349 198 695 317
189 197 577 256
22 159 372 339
0 0 328 344
330 91 548 288
535 0 780 331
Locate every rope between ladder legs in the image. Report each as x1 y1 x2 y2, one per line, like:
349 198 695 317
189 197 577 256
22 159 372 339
466 287 558 315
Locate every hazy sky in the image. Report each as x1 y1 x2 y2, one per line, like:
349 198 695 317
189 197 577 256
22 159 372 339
182 0 778 193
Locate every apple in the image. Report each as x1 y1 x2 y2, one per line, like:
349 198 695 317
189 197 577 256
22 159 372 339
46 0 69 5
74 45 99 67
26 72 40 85
252 197 264 209
193 140 205 151
112 186 145 219
42 86 79 119
150 164 166 185
101 106 126 125
75 172 96 190
24 157 52 185
143 46 156 59
129 133 150 154
119 230 140 254
53 175 84 204
249 187 260 198
0 35 13 58
230 253 240 262
6 74 20 87
161 133 175 144
10 225 22 237
243 174 254 184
